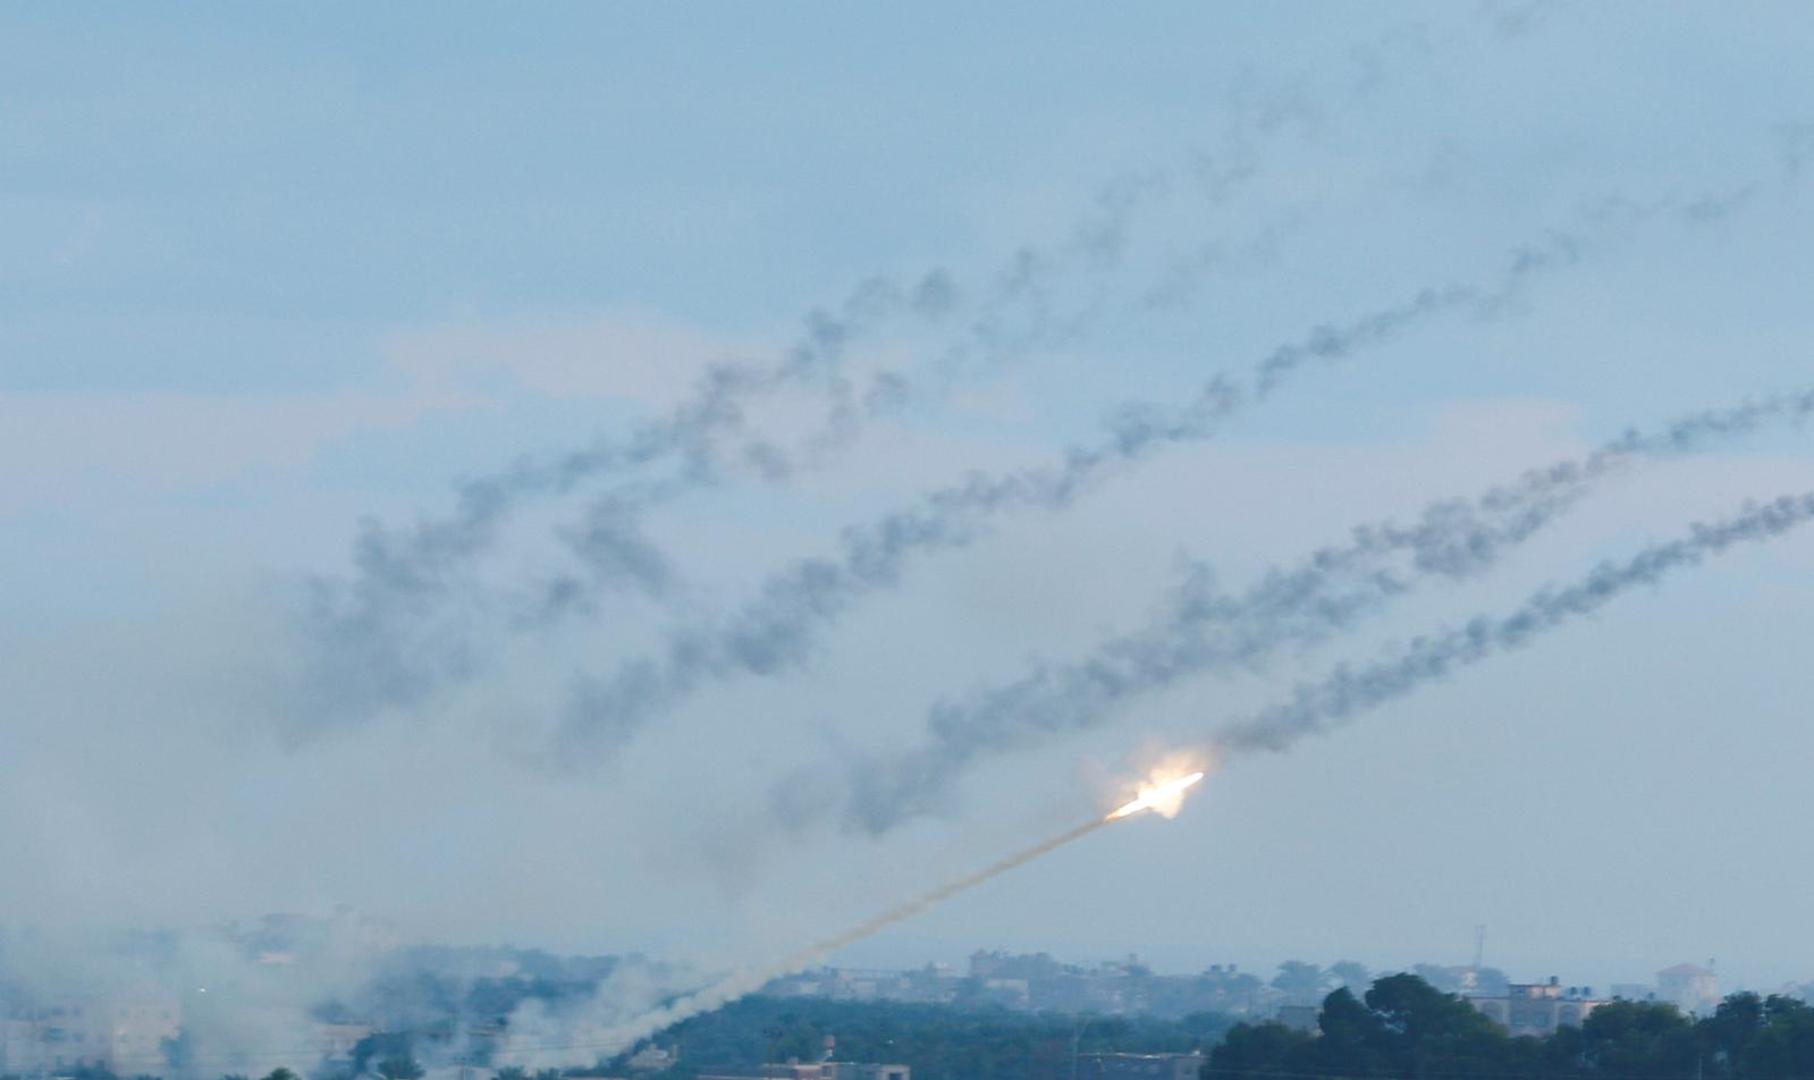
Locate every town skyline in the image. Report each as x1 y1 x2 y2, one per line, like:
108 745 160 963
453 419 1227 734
8 3 1814 1077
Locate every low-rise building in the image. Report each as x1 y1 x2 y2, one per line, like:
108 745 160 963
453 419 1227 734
1468 978 1602 1038
0 996 182 1075
1656 964 1719 1016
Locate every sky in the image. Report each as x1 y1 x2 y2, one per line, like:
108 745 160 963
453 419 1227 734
6 0 1814 1000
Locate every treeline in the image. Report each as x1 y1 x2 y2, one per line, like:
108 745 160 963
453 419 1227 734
1213 974 1814 1080
642 995 1234 1080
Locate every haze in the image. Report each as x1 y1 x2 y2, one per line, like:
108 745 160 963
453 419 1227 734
5 1 1814 1006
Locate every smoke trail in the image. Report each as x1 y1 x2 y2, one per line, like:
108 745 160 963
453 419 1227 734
1214 491 1814 755
573 817 1116 1062
549 228 1604 762
589 490 1814 1060
818 389 1814 833
291 127 1297 703
285 22 1462 735
288 191 1322 735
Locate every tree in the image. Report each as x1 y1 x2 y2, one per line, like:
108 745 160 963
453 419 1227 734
1210 973 1528 1080
1734 995 1814 1080
1579 1000 1699 1079
1207 1020 1317 1077
1704 991 1766 1067
1366 973 1496 1038
1314 987 1389 1069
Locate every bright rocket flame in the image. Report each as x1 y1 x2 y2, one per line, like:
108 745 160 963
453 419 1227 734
1106 769 1206 820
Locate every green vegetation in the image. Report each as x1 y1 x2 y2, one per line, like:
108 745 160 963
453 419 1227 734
638 995 1235 1080
1213 976 1814 1080
20 976 1814 1080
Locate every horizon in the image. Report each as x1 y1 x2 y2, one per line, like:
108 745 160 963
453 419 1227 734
7 3 1814 1074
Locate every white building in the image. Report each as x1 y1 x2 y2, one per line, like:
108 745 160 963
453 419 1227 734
1656 964 1719 1015
1468 979 1603 1038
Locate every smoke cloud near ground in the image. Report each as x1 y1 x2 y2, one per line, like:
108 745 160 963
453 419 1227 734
0 915 392 1080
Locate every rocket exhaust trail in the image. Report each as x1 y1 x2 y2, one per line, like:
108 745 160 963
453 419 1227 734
786 817 1112 962
592 781 1202 1057
796 770 1204 960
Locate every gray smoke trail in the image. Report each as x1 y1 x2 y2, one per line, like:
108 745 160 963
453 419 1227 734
602 491 1813 1064
287 179 1288 735
289 177 1331 729
540 183 1758 676
550 230 1596 762
283 277 949 732
1206 490 1814 755
285 25 1455 736
818 389 1814 833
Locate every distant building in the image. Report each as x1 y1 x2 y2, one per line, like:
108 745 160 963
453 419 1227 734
1076 1052 1205 1080
0 1017 45 1075
0 996 181 1074
766 965 957 1006
1468 978 1603 1037
968 951 1066 981
765 953 1268 1019
1656 964 1719 1016
976 977 1032 1010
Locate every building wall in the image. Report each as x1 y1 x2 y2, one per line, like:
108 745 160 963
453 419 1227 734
1656 967 1719 1015
1468 984 1603 1038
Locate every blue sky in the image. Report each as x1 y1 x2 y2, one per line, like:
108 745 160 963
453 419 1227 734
6 2 1814 1004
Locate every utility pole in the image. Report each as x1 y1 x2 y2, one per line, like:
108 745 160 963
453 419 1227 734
1473 925 1487 974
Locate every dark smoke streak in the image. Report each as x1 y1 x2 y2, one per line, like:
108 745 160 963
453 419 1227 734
285 28 1461 737
821 390 1814 833
543 184 1758 707
552 234 1596 763
1215 490 1814 754
289 159 1300 735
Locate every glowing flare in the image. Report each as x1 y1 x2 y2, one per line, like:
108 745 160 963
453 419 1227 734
1106 769 1206 820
